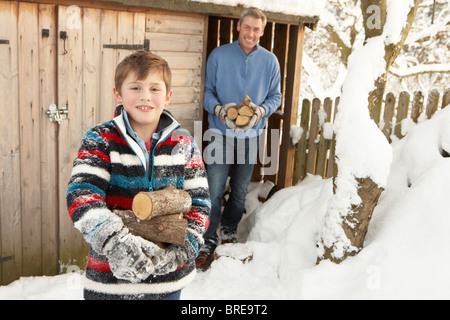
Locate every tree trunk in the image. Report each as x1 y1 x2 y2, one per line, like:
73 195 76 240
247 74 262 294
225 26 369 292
317 0 420 264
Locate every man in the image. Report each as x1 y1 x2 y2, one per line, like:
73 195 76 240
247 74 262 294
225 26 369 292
197 7 282 270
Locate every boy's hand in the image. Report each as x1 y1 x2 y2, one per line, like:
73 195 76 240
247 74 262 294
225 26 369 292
151 249 178 275
103 228 163 283
168 242 197 267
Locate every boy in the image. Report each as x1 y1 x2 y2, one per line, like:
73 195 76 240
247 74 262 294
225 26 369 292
66 51 210 300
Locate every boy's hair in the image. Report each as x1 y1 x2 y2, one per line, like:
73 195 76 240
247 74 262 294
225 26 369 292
114 50 172 94
239 7 267 28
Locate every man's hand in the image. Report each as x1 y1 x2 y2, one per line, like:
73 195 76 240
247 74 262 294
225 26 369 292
237 103 266 131
214 103 237 125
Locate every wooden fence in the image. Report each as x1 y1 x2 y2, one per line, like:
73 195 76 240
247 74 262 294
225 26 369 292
293 88 450 184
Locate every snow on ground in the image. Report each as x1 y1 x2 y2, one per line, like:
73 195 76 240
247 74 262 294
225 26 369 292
1 107 450 300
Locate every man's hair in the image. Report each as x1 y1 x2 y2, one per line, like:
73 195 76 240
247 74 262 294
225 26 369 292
239 7 267 28
114 50 172 94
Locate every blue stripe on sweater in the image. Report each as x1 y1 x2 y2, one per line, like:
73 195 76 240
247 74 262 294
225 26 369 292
192 197 211 209
67 183 106 199
186 232 199 255
153 176 184 190
110 174 148 190
83 130 104 144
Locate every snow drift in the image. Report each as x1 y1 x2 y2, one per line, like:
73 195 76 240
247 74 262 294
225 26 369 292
184 106 450 300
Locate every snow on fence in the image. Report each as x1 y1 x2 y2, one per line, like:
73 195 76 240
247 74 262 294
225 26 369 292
293 88 450 184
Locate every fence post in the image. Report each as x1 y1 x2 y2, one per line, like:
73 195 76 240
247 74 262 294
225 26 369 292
394 91 410 139
293 99 311 184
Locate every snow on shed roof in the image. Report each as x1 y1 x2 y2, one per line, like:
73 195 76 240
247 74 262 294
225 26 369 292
190 0 325 18
101 0 321 25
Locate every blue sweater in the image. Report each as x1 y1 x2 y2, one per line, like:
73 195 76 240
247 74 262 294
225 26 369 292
204 40 282 138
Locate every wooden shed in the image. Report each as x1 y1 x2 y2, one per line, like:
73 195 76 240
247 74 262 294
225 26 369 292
0 0 318 284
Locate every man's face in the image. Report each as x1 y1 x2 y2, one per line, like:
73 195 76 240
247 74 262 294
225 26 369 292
237 15 265 54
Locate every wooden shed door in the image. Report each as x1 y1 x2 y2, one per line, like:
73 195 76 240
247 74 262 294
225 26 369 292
0 1 149 284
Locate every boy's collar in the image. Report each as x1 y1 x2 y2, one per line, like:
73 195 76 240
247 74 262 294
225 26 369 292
119 105 173 140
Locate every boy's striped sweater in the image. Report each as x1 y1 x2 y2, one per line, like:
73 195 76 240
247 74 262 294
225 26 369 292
66 108 210 300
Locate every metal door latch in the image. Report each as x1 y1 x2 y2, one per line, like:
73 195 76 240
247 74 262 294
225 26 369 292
0 255 14 263
46 104 68 124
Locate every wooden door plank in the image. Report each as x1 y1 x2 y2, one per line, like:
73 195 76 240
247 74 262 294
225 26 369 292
57 5 89 269
38 3 59 276
0 0 21 285
82 7 101 130
99 9 118 122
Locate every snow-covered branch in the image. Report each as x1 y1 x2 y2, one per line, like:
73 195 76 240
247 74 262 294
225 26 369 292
390 63 450 78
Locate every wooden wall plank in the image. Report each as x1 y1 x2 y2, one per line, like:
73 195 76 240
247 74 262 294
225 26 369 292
146 32 203 52
18 1 42 277
171 69 201 87
154 51 202 70
165 103 199 120
146 14 204 35
171 86 200 104
0 0 22 285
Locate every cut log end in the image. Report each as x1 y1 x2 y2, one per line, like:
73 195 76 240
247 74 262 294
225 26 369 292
132 185 191 221
236 115 251 126
132 193 153 220
227 107 238 120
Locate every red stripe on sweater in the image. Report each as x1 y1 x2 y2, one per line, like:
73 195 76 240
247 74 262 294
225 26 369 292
87 256 111 272
185 156 205 169
78 149 110 162
106 195 133 210
68 194 104 219
100 131 126 145
157 134 192 148
184 210 209 229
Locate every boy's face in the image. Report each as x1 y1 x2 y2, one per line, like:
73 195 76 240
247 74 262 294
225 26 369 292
114 71 172 134
237 16 265 54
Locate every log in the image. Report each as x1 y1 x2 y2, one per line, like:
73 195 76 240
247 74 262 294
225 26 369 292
114 210 188 246
238 105 254 117
235 115 251 126
227 107 238 120
227 95 255 127
132 184 191 220
241 95 252 107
